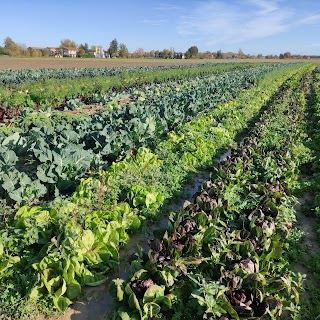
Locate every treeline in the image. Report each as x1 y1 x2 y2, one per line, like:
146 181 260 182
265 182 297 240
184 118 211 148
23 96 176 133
0 36 317 60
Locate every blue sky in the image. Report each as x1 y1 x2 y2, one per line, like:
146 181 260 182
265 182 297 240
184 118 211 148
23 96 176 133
1 0 320 55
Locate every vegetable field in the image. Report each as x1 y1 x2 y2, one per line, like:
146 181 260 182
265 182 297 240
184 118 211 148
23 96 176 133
0 57 227 71
0 62 320 320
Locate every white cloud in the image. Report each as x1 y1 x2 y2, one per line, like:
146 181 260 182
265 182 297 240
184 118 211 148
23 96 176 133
153 4 182 11
176 0 293 46
140 19 168 26
246 0 278 14
140 3 182 27
299 13 320 25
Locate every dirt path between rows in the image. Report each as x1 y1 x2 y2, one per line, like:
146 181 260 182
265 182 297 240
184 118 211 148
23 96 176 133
293 177 320 301
0 57 210 70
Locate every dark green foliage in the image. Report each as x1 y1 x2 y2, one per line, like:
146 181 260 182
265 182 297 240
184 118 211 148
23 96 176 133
0 64 279 205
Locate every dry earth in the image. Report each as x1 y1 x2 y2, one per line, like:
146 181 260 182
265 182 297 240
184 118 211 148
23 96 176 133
0 57 211 70
291 176 320 318
0 57 313 71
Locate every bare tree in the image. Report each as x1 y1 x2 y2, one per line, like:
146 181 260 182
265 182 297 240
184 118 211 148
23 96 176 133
135 48 145 58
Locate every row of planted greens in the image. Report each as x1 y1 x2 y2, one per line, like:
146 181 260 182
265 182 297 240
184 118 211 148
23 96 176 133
1 62 259 118
0 62 254 86
0 63 310 318
109 65 313 319
0 64 282 205
0 62 256 111
297 68 320 318
309 68 320 233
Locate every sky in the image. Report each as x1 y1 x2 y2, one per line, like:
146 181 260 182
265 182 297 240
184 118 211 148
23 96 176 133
1 0 320 55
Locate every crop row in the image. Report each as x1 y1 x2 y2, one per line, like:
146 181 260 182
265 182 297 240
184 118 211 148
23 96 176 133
0 62 252 86
0 64 310 318
0 63 255 111
0 64 281 205
299 69 320 318
309 70 320 226
109 66 313 319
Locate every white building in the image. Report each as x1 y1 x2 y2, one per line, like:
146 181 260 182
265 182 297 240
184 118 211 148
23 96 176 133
94 46 106 58
62 47 77 57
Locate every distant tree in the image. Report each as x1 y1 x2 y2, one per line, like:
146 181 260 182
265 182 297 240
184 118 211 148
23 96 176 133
200 51 213 59
149 50 155 58
135 48 145 58
41 49 49 57
185 46 199 59
238 48 246 58
162 49 170 59
78 48 86 57
57 48 63 57
168 47 175 59
30 48 41 57
23 50 31 57
118 43 129 58
174 52 184 59
257 54 263 59
190 46 199 57
279 53 284 59
78 43 89 53
60 38 77 48
216 49 225 59
0 46 4 55
3 37 21 56
80 45 93 57
108 38 119 57
18 43 29 57
211 52 217 59
283 51 292 59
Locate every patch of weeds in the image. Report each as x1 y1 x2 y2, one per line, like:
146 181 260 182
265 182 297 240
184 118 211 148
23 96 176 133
299 254 320 320
0 265 57 320
285 228 306 262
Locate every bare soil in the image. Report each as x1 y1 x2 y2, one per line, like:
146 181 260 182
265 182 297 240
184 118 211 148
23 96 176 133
62 98 135 115
62 105 106 115
0 57 318 71
0 57 211 70
295 191 320 256
293 179 320 305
